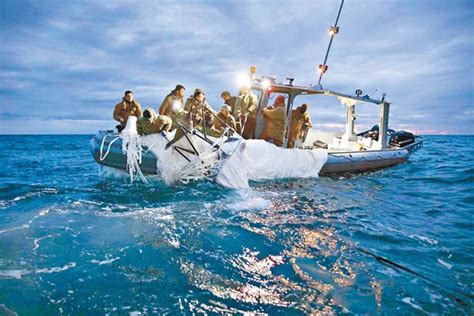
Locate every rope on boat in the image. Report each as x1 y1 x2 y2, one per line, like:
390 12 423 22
99 123 233 185
326 138 423 164
328 150 406 163
99 133 121 161
98 131 148 183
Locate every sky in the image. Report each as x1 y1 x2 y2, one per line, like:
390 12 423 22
0 0 473 135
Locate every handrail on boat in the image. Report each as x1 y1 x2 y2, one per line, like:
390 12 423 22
327 136 424 155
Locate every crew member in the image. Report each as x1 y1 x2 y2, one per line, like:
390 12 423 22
238 87 258 139
172 88 217 141
113 90 142 132
288 103 313 148
137 108 172 135
214 105 237 133
159 84 185 116
259 95 286 146
183 88 217 128
220 91 240 118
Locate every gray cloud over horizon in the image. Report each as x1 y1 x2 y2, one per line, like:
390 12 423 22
1 0 472 135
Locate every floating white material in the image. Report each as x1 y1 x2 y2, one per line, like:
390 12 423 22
121 117 147 183
216 139 328 189
119 120 327 189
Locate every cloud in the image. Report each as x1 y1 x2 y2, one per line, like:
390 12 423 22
0 0 472 134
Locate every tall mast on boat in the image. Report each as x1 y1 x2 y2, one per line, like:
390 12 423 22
317 0 345 87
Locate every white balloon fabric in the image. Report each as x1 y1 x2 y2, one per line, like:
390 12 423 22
121 120 328 189
216 139 328 189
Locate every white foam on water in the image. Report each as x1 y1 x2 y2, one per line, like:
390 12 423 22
437 258 453 270
95 206 173 219
409 234 438 246
226 189 271 211
0 224 29 235
35 262 76 274
9 188 58 206
32 234 57 251
401 297 423 311
227 196 270 211
0 270 27 279
99 165 129 179
91 256 120 265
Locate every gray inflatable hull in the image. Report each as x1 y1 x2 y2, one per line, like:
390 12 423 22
90 131 424 177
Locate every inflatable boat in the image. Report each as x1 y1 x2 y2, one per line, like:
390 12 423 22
90 1 424 187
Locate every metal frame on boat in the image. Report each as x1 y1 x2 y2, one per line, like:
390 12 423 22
90 0 424 182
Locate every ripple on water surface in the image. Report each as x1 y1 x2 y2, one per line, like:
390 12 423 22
0 135 472 314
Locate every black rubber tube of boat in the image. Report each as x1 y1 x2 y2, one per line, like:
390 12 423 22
356 247 473 306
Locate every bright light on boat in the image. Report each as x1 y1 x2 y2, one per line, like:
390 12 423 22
261 79 271 90
236 73 251 88
328 26 339 36
318 64 328 74
171 100 181 113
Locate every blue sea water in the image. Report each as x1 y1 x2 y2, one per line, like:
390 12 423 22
0 135 472 315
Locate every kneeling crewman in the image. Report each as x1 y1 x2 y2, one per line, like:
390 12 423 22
214 105 237 133
137 108 172 135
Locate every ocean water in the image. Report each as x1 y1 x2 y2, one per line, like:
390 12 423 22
0 135 472 315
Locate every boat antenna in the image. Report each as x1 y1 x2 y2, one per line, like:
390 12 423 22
317 0 345 87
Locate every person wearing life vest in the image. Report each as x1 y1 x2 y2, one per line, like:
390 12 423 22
214 105 237 133
171 88 217 142
183 88 217 128
238 87 258 139
113 90 142 132
259 95 286 146
136 108 173 135
159 84 185 116
288 103 313 148
158 84 186 131
220 91 240 118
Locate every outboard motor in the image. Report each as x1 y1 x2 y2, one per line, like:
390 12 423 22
358 125 395 141
390 130 415 148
